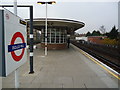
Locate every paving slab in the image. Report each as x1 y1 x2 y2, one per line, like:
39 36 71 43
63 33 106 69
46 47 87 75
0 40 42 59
2 44 119 88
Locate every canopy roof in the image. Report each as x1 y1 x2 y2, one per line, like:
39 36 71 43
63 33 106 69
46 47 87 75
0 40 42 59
27 18 85 30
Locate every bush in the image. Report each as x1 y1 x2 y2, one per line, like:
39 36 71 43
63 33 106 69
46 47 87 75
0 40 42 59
102 38 118 45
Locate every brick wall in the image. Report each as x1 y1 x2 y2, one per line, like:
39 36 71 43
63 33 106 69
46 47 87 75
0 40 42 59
88 36 107 44
41 43 67 49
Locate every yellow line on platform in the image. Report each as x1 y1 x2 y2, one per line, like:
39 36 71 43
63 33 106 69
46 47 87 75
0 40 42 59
79 49 120 80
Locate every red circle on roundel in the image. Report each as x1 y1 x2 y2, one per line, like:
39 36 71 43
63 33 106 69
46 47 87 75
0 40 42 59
11 32 25 62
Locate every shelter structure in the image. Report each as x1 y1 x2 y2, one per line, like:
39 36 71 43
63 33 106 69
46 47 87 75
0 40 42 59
26 18 85 49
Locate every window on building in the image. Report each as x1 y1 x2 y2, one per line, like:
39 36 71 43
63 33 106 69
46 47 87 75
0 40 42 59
41 28 67 43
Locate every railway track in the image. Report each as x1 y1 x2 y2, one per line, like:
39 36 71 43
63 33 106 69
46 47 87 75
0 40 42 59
71 40 120 73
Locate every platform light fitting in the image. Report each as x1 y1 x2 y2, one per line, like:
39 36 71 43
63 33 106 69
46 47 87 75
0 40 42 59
37 1 56 5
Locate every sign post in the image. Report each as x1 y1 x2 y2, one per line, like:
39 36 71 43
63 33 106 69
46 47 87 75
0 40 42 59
29 6 34 74
13 0 19 87
14 0 17 15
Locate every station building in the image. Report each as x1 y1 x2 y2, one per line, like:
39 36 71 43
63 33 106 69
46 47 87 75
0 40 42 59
26 18 85 49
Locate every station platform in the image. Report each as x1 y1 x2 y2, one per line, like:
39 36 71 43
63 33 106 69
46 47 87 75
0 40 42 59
2 44 119 88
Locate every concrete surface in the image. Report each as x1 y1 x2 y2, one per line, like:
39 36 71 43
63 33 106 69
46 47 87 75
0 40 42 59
2 44 119 88
0 77 2 89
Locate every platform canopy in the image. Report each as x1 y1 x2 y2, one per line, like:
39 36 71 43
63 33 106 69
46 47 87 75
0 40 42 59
26 18 85 34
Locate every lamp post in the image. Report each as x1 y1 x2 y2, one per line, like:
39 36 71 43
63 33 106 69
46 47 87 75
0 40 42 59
37 1 56 55
14 0 17 15
13 0 19 88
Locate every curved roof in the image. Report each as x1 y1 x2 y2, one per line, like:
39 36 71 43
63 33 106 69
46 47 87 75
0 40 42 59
26 18 85 31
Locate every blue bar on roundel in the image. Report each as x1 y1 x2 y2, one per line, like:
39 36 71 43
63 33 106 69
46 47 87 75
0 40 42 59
8 43 26 52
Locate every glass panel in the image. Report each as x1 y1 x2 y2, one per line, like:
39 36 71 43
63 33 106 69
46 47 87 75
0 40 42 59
47 33 50 37
41 28 67 43
51 33 55 37
56 36 59 43
47 28 50 33
61 38 63 43
56 30 59 36
43 38 45 42
59 31 61 43
47 37 50 43
51 37 55 43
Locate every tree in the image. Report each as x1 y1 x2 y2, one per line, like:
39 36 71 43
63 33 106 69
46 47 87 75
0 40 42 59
102 38 118 45
107 26 118 39
96 31 101 36
86 31 91 36
91 30 101 36
99 25 106 34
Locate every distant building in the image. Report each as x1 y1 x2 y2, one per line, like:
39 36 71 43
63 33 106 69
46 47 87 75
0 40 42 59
88 36 107 44
75 37 88 41
79 34 86 37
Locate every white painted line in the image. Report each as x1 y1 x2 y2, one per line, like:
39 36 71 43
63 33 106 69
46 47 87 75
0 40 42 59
81 49 120 76
30 52 33 57
71 44 120 78
40 56 45 58
33 45 37 49
29 34 33 38
26 45 29 49
27 45 37 49
45 47 47 56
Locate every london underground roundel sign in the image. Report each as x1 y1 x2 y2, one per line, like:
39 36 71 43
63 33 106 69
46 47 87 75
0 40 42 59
1 9 27 77
8 32 26 62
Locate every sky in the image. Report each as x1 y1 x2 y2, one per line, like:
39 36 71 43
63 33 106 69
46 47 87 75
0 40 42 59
0 0 119 34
